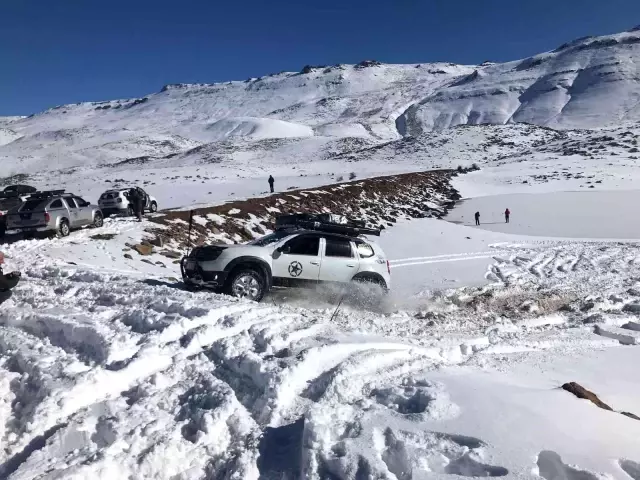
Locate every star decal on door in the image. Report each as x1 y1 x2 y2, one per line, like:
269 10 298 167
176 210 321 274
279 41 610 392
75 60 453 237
288 261 303 277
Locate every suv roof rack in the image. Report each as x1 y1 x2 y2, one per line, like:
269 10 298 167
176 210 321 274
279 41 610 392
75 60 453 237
275 213 381 237
29 189 68 199
0 191 21 199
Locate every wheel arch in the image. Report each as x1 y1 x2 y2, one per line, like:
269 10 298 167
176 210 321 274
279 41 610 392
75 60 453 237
351 271 388 289
223 257 273 287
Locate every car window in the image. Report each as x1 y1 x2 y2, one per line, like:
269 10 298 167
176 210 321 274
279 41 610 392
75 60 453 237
356 242 375 258
66 197 77 208
283 235 320 256
325 237 353 258
49 199 63 209
21 199 45 211
74 197 88 207
0 198 22 211
249 231 291 246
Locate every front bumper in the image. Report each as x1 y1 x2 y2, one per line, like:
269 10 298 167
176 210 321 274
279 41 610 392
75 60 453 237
180 257 227 288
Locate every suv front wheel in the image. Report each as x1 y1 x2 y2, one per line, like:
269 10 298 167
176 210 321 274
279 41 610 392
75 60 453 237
225 268 266 302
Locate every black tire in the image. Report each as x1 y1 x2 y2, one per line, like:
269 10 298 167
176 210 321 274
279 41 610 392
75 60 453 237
149 201 158 213
92 212 104 228
224 268 266 302
58 219 70 237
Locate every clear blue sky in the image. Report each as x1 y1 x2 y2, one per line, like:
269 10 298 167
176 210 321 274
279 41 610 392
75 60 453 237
2 0 639 115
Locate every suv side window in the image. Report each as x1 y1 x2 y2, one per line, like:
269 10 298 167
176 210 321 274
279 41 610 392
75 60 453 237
356 242 375 258
74 197 88 207
66 198 77 208
49 199 63 209
325 237 353 258
283 235 320 256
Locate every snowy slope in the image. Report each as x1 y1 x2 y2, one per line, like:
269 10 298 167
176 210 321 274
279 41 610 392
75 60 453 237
1 27 640 211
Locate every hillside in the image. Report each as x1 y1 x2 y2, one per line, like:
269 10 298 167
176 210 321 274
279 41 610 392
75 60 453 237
1 27 640 208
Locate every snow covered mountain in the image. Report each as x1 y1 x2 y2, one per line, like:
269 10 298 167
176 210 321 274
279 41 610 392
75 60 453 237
1 27 640 208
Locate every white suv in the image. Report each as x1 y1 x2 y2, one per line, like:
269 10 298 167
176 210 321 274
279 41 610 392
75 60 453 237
98 188 158 216
181 214 390 302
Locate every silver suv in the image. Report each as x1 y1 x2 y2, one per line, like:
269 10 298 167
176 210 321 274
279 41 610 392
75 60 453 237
6 190 104 237
181 214 391 302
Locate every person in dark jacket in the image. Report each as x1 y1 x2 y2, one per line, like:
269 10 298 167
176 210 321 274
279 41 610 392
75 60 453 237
268 175 275 193
129 188 143 222
504 208 511 223
0 252 20 305
474 211 480 226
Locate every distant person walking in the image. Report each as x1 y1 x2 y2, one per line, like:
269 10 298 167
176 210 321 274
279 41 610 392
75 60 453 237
268 175 275 193
474 211 480 226
505 208 511 223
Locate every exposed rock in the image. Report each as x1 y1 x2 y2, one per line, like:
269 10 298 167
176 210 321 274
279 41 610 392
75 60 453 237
155 261 166 268
124 254 133 260
160 250 182 259
562 382 613 411
133 244 153 256
621 412 640 421
622 303 640 313
149 236 165 248
141 259 154 265
91 233 117 241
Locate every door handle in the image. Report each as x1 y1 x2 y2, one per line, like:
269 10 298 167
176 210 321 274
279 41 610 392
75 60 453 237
310 261 320 266
346 264 356 268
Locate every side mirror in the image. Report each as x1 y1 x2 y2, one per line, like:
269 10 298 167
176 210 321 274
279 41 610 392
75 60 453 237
272 248 282 260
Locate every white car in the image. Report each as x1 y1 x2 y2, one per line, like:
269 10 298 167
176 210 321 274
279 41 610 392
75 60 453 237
98 188 158 216
181 214 390 302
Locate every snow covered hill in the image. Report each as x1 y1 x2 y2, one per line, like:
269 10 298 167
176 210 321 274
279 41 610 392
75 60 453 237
1 27 640 210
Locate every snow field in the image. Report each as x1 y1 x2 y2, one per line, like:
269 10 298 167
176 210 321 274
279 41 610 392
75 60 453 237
0 213 639 478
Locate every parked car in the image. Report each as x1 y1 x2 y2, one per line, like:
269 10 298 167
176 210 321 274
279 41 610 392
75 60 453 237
181 213 390 302
6 190 103 237
98 188 158 216
0 191 32 237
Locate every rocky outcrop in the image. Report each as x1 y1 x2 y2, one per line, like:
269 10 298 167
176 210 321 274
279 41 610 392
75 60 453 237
149 170 459 248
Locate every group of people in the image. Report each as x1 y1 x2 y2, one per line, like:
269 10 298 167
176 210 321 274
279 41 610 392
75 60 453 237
474 208 511 226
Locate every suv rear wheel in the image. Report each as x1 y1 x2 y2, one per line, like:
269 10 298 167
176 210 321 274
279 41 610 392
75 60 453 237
225 268 266 302
149 201 158 213
58 219 70 237
92 212 104 228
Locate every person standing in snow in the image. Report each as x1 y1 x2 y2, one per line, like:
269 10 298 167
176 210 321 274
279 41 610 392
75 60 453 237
474 211 480 226
504 208 511 223
268 175 275 193
129 188 143 222
0 252 20 305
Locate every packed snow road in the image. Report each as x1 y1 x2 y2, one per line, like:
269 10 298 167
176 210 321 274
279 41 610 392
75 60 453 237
1 218 640 478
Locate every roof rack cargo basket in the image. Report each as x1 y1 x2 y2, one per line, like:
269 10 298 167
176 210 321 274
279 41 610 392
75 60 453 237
275 213 381 237
29 189 67 199
0 191 21 199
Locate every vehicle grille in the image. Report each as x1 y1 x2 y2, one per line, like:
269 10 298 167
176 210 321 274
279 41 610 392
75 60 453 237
191 246 226 261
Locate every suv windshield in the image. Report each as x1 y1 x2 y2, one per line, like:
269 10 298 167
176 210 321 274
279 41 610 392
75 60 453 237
249 230 291 247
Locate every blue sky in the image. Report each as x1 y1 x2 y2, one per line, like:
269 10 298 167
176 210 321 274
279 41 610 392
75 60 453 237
2 0 639 115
